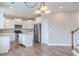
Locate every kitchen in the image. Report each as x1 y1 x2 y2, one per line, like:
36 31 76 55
0 9 42 53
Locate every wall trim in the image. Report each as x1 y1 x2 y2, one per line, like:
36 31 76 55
48 43 71 46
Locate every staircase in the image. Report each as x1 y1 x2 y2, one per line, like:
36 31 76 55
72 46 79 56
71 28 79 56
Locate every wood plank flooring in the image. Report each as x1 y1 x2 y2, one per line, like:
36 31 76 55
0 42 74 56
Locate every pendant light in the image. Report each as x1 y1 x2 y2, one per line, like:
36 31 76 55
40 2 48 12
35 2 50 14
35 8 41 14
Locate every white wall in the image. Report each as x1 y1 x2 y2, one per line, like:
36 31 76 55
73 12 79 46
47 12 78 46
41 15 49 44
0 9 4 29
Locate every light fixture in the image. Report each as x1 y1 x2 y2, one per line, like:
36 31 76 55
35 2 50 14
9 2 15 9
35 9 41 14
45 10 50 14
24 2 39 8
9 6 13 9
9 2 50 14
40 4 48 11
59 6 63 9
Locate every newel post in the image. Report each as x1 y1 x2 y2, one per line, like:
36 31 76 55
71 30 74 50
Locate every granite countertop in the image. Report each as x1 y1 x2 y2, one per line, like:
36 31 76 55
0 33 9 36
0 28 34 33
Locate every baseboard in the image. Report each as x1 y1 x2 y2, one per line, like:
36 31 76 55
0 50 8 54
48 43 71 46
72 50 79 56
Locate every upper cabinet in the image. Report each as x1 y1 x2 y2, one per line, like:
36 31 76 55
4 19 15 29
14 19 22 25
34 17 41 24
22 20 34 29
4 18 34 29
4 18 22 29
0 9 4 29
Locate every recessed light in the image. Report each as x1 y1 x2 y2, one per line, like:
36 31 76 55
35 9 41 14
45 10 50 14
9 7 13 9
59 6 63 9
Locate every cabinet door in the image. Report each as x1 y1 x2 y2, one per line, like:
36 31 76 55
4 20 14 29
18 34 22 44
25 33 33 47
0 37 10 50
14 19 22 25
19 34 26 46
22 20 33 29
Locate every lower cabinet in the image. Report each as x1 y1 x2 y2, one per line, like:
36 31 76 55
0 36 10 53
19 34 26 46
18 33 33 47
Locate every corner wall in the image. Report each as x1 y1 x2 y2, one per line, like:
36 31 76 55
47 12 78 46
41 15 49 44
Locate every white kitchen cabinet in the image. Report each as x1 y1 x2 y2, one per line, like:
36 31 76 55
18 32 33 47
19 34 26 46
4 19 15 29
4 18 22 29
14 19 22 25
0 34 10 53
10 33 16 42
22 20 34 29
34 17 41 24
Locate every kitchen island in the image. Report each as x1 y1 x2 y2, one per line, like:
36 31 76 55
0 29 34 51
18 29 34 47
0 33 10 53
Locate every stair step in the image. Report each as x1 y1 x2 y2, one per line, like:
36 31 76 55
75 48 79 53
72 50 79 56
72 46 79 56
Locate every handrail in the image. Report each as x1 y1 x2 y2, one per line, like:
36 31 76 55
71 28 79 50
72 28 79 34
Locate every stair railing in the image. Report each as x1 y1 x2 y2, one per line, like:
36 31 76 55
71 28 79 50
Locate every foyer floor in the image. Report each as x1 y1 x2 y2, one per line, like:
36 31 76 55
0 42 73 56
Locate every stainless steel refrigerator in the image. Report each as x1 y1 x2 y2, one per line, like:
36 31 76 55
34 24 41 43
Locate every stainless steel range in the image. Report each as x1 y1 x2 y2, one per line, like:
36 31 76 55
14 25 22 41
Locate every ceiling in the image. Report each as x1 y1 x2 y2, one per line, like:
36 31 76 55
0 2 78 18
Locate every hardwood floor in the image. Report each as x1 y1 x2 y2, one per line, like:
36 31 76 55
0 42 73 56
